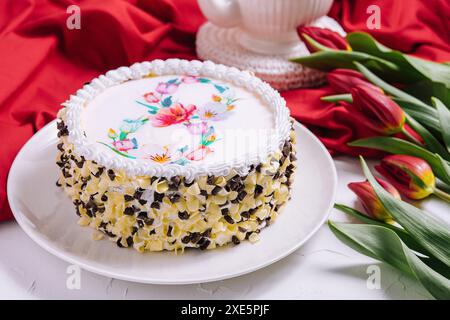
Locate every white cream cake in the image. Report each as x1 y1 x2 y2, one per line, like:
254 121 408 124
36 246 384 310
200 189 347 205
56 59 297 252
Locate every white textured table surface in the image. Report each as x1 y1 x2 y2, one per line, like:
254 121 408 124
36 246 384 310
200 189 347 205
0 158 434 299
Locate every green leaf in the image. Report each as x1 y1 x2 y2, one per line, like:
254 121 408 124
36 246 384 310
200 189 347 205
405 113 450 161
404 81 450 107
360 157 450 268
393 98 441 133
161 96 173 108
290 50 400 74
349 137 450 185
119 131 127 141
321 94 352 103
347 32 450 87
334 204 426 254
405 56 450 89
354 62 433 110
335 205 450 279
329 221 450 299
436 154 450 185
136 100 159 111
433 97 450 153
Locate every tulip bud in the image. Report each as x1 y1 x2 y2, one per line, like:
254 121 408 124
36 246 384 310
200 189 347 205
298 26 350 53
327 69 383 94
348 178 401 222
350 85 406 135
375 155 435 200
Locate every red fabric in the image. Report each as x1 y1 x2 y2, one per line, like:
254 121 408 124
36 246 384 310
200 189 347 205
1 0 449 221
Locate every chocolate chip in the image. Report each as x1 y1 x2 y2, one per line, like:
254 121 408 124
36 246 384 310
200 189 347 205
167 225 173 237
240 211 250 219
255 164 262 172
131 226 138 235
184 179 194 187
57 121 65 130
126 236 134 247
99 222 108 229
144 218 154 226
94 167 104 178
223 215 234 224
290 153 297 162
181 236 191 244
137 219 144 228
232 235 240 245
107 169 115 181
170 176 181 186
57 127 69 137
202 228 212 238
116 238 124 247
149 229 156 235
133 188 144 199
190 232 201 244
200 190 208 198
211 186 221 195
221 208 229 216
101 194 108 202
123 206 136 216
137 211 148 219
124 194 134 202
85 199 96 210
75 159 84 169
57 143 64 152
238 227 247 233
105 230 116 238
150 176 158 184
97 206 105 213
150 202 160 209
178 211 189 220
237 190 247 201
56 180 62 187
138 199 147 205
169 193 181 203
207 176 215 185
198 238 210 250
62 170 72 178
254 184 264 197
228 181 239 191
283 143 291 156
154 192 164 202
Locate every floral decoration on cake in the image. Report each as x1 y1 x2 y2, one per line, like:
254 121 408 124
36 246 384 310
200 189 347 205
99 76 239 165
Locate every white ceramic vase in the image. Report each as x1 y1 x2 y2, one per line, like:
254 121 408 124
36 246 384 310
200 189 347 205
197 0 333 55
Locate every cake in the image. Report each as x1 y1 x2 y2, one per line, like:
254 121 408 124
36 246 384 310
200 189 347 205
56 59 297 252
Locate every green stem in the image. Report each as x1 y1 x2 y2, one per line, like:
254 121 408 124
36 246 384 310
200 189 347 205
321 94 353 103
434 187 450 203
401 127 423 146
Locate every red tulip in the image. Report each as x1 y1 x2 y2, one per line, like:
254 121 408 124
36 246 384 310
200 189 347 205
327 69 383 94
298 26 350 53
349 85 406 135
348 178 401 222
375 155 435 200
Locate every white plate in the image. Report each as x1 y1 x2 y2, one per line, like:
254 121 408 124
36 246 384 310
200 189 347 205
7 120 337 285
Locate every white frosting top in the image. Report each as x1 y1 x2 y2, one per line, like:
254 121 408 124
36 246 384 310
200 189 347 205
62 59 290 179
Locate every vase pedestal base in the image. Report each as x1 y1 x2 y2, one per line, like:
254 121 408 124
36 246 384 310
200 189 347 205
196 16 345 91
